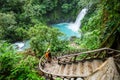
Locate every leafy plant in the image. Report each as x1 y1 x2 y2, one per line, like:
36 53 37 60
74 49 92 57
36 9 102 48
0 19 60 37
61 3 72 13
75 30 100 49
0 42 45 80
28 23 69 57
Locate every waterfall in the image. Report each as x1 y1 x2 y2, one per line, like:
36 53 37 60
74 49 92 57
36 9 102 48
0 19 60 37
13 40 30 51
14 42 24 51
68 8 88 32
52 8 88 39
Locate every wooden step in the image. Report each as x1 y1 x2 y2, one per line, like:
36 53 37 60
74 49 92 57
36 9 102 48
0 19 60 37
77 62 84 76
63 64 71 75
69 63 76 75
53 64 60 74
58 64 65 75
44 59 104 78
72 63 78 75
92 60 103 72
83 61 93 76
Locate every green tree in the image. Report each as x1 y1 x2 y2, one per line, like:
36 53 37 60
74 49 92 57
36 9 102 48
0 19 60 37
0 42 45 80
0 13 16 42
28 24 68 57
0 12 28 42
0 0 92 42
61 3 72 13
78 0 120 49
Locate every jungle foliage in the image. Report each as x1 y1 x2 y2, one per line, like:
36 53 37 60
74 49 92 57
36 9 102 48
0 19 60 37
0 0 120 79
28 24 69 57
77 0 120 49
0 0 91 42
0 42 45 80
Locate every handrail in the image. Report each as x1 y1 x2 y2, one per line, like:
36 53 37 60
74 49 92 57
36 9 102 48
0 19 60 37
39 48 120 79
57 47 120 59
51 48 89 57
61 48 120 64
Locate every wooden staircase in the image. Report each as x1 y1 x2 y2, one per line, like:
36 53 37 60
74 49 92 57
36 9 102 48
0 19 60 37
44 59 103 77
39 48 120 80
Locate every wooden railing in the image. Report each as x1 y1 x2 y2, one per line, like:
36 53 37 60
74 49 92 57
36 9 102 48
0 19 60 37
39 47 120 79
57 48 120 64
51 48 89 57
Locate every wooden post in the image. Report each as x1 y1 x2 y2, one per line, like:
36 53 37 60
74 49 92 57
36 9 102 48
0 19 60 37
50 74 54 80
73 55 77 62
58 59 60 64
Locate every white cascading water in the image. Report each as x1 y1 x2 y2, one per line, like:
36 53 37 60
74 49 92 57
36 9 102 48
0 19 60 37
68 8 88 32
14 42 24 51
13 40 30 51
